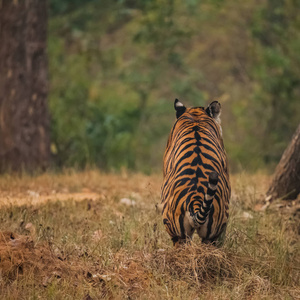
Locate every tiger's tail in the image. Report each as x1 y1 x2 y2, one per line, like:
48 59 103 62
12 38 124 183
192 172 218 227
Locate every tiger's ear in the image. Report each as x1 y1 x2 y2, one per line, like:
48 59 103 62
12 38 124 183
206 101 221 120
174 99 186 119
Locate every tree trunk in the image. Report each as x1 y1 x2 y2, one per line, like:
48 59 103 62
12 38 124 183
266 123 300 201
0 0 50 172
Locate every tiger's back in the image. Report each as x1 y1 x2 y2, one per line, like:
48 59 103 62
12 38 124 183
161 99 230 245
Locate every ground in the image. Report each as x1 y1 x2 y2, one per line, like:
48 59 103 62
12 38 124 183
0 170 299 299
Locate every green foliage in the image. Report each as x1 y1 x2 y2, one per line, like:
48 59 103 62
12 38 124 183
50 0 99 16
250 0 300 164
48 0 300 172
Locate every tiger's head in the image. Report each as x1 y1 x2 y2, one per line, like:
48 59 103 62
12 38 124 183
174 98 222 134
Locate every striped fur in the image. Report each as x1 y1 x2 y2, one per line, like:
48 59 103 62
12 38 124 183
161 100 230 245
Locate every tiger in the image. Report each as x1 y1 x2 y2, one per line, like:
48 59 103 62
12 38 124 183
161 99 230 246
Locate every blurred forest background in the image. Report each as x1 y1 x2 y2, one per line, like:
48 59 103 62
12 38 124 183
30 0 300 172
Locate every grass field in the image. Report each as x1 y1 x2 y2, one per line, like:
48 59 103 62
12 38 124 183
0 170 299 299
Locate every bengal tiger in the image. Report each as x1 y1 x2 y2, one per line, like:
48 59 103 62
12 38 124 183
161 99 230 246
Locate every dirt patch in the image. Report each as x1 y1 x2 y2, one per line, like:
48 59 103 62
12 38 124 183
0 192 100 208
0 230 118 298
0 231 150 297
0 231 85 286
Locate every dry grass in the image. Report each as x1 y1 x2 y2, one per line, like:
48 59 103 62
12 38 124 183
0 170 299 299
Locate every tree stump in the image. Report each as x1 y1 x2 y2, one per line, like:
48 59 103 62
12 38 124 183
266 123 300 201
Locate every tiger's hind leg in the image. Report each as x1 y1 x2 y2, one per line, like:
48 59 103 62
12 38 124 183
202 224 227 247
170 212 195 247
171 229 195 247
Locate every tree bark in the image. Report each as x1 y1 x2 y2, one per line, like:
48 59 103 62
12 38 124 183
266 123 300 201
0 0 50 172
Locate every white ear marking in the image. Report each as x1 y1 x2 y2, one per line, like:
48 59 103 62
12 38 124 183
175 101 184 108
208 106 213 118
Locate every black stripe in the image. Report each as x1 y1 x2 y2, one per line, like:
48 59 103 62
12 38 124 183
205 205 215 239
179 214 185 238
